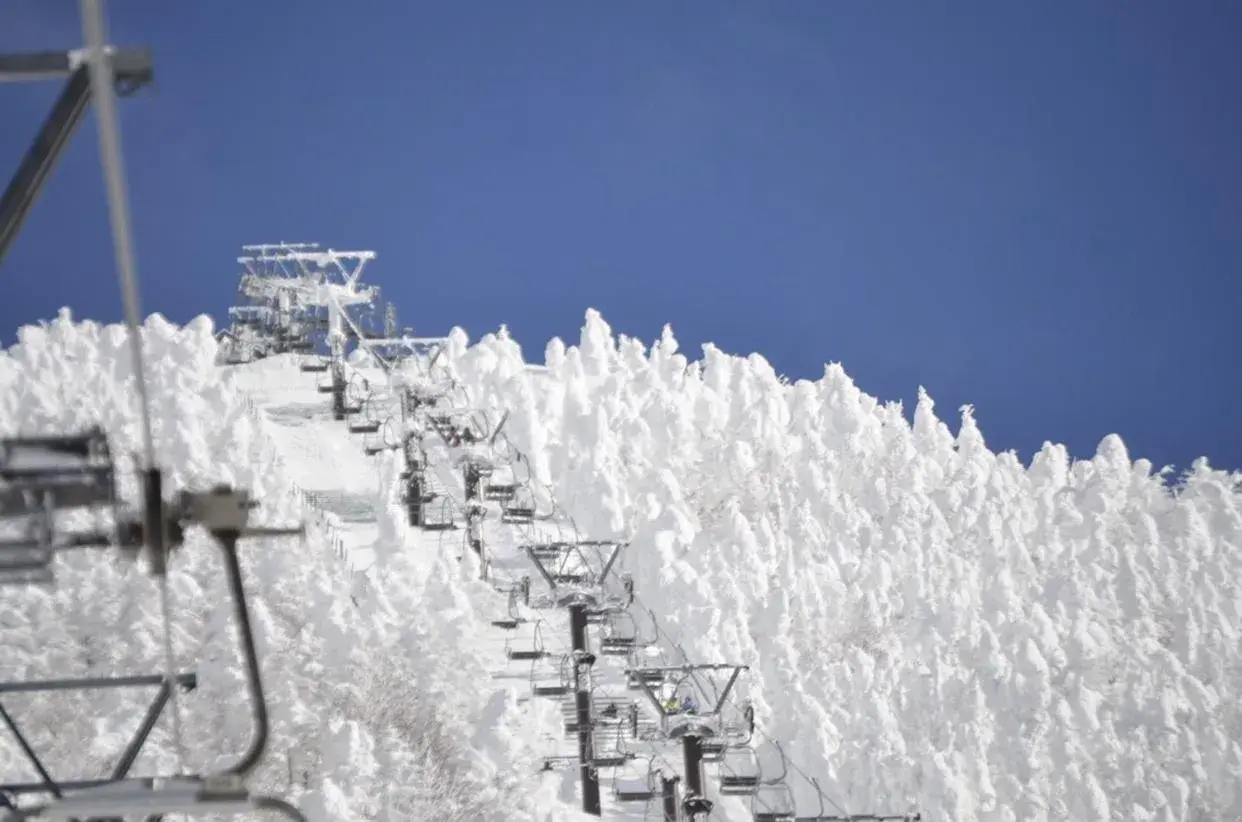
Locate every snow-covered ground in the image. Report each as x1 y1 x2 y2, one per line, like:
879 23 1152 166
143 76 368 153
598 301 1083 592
2 308 1240 822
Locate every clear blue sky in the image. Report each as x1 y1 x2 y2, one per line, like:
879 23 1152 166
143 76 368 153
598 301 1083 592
2 1 1239 473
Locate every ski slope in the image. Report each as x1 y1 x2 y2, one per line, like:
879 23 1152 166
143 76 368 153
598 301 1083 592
2 308 1241 822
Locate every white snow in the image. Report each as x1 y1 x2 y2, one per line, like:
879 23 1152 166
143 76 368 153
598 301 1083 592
1 307 1240 822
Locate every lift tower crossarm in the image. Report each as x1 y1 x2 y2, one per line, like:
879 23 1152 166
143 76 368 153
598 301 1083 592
0 46 153 268
0 48 151 83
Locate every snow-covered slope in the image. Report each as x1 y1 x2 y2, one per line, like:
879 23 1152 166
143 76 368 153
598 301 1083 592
5 308 1241 822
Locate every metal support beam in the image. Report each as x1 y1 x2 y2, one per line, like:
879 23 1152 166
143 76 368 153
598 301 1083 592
0 47 152 269
681 735 712 821
0 672 196 797
570 604 601 816
661 773 681 822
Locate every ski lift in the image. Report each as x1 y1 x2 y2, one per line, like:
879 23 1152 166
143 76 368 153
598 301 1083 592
612 759 658 803
483 480 517 501
419 495 456 532
490 587 528 630
500 484 537 524
717 746 762 796
363 417 402 456
530 653 571 698
714 701 756 749
504 620 548 661
329 370 366 418
626 668 666 691
599 610 642 657
0 429 117 586
346 388 382 435
591 723 632 769
751 782 797 822
299 354 330 374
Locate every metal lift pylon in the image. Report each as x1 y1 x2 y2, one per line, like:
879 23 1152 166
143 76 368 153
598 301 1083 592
0 46 152 269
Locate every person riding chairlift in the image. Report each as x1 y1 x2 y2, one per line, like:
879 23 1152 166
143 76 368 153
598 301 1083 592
662 694 700 715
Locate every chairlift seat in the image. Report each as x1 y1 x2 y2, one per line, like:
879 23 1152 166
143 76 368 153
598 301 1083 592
348 421 381 434
591 753 629 769
300 361 329 373
627 670 665 688
316 382 335 394
484 483 517 500
616 788 655 802
490 618 523 630
719 775 761 795
420 521 457 532
502 507 536 523
601 637 636 655
753 814 795 822
532 683 569 697
508 649 546 661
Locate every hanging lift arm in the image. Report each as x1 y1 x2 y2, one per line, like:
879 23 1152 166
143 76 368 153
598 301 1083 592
0 47 153 269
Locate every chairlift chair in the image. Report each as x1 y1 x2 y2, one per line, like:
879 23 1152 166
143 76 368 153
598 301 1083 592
717 746 763 796
530 654 572 698
363 417 401 456
590 730 632 770
418 496 457 532
600 610 642 657
483 480 517 501
299 355 330 374
0 430 118 586
346 391 382 434
500 484 538 524
751 782 797 822
490 591 527 631
626 668 666 693
504 620 548 662
612 760 658 803
718 701 757 748
340 372 368 416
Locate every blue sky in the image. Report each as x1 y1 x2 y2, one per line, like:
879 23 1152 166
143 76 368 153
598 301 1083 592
1 1 1239 473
